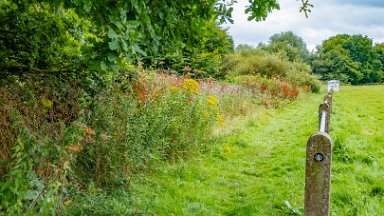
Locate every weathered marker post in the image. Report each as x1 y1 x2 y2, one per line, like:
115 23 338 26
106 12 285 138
304 90 333 216
304 132 332 216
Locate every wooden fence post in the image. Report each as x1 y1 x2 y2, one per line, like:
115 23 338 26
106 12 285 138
304 132 332 216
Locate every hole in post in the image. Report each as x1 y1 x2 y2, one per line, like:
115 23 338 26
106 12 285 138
314 153 324 162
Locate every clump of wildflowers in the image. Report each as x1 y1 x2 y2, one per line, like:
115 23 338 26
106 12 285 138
216 112 224 126
170 85 179 92
206 95 219 107
182 79 200 94
84 127 96 135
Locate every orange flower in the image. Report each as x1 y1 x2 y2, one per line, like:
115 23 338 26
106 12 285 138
65 143 82 153
84 136 96 143
84 127 96 135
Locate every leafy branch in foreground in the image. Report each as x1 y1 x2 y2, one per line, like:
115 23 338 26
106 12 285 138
1 0 313 79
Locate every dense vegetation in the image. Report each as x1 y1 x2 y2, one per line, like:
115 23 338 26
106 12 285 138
1 0 383 214
312 34 384 84
64 85 382 215
0 0 313 79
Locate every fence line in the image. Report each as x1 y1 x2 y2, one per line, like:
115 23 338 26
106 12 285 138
304 90 333 216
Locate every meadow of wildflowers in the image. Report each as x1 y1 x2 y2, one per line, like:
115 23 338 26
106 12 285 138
0 68 315 214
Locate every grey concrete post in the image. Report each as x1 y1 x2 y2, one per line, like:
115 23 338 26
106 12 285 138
323 94 333 113
304 132 332 216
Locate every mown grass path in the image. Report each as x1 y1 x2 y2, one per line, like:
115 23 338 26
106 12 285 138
129 85 384 216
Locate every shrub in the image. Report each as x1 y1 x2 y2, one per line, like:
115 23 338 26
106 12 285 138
231 75 305 108
0 78 83 215
222 51 321 93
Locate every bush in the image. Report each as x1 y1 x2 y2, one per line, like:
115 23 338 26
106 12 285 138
0 78 83 215
222 51 321 93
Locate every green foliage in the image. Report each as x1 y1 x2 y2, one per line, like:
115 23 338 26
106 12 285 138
1 0 312 79
223 47 320 91
0 78 85 215
0 1 317 214
265 31 310 62
143 22 234 78
0 1 87 79
245 0 280 21
77 75 218 185
65 85 384 215
0 74 225 213
312 34 384 84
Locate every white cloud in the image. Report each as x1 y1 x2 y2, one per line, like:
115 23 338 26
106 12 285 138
225 0 384 51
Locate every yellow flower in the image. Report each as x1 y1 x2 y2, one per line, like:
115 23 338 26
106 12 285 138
224 144 231 154
182 79 200 95
41 97 53 112
217 113 224 126
170 85 179 92
206 95 219 106
64 199 72 206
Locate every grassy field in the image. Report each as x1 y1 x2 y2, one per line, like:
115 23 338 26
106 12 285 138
67 85 384 215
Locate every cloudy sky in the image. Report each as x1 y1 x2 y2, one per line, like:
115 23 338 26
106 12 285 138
225 0 384 51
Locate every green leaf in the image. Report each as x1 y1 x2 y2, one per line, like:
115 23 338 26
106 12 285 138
108 39 120 51
83 0 92 12
132 44 147 56
23 190 39 201
107 53 118 62
108 28 118 39
100 61 108 71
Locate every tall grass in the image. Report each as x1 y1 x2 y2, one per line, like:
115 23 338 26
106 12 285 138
0 69 315 214
0 73 224 214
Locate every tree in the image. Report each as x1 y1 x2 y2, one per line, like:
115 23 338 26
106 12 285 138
373 43 384 81
312 34 383 84
0 0 313 79
267 31 310 62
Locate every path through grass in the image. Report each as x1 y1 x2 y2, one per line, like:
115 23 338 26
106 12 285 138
67 85 384 215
